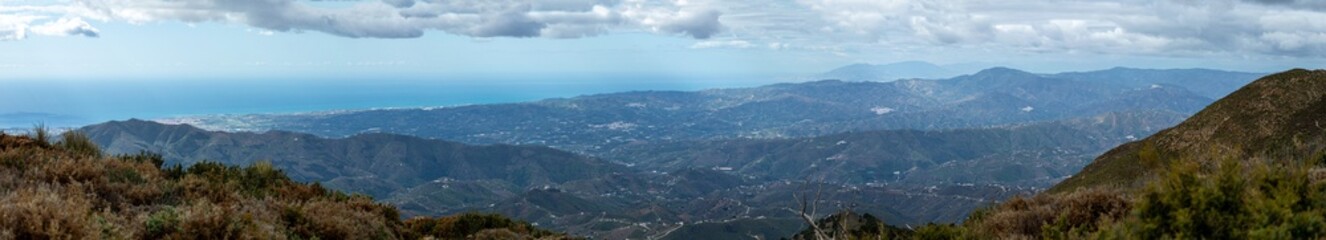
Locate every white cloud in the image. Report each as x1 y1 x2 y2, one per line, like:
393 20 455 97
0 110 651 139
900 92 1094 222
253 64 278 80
1243 0 1326 11
690 39 752 49
29 17 98 37
0 15 37 40
0 13 98 40
11 0 722 39
691 0 1326 58
2 0 1326 59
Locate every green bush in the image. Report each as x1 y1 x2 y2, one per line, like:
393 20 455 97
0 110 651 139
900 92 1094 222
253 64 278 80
984 156 1326 239
107 167 146 184
57 131 101 158
1122 158 1326 239
836 153 1326 240
146 207 181 238
183 160 294 198
404 213 564 239
910 223 965 240
118 151 165 168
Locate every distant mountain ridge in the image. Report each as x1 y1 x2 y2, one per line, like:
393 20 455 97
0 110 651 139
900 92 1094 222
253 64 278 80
83 108 1196 239
607 110 1188 188
165 67 1256 158
1053 69 1326 192
817 61 967 81
1050 67 1265 99
93 66 1270 239
81 118 1059 239
80 119 627 198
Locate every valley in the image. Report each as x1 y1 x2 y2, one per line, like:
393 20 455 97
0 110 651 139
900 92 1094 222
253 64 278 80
79 66 1264 239
5 1 1321 238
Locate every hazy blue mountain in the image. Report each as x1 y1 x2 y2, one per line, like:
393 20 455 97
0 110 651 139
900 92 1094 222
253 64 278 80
92 66 1267 239
605 110 1186 188
817 61 962 81
82 119 1047 239
80 119 628 198
1050 67 1263 99
80 109 1186 239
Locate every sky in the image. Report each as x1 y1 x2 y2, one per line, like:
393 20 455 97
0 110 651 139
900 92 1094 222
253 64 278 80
2 0 1326 126
1 0 1324 79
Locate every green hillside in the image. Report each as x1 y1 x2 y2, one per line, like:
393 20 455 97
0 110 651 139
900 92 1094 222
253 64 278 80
1053 69 1326 192
791 69 1326 239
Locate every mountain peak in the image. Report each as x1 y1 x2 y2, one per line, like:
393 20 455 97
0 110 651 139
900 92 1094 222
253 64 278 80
92 118 205 133
1052 69 1326 192
973 67 1036 77
116 118 155 124
820 61 955 81
944 67 1049 89
837 61 941 69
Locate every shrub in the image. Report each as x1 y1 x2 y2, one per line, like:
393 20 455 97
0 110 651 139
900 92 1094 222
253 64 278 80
953 155 1326 239
281 196 401 239
176 200 242 239
910 223 965 240
29 123 49 146
0 147 31 170
241 161 289 197
405 213 566 239
57 131 101 158
145 207 180 238
963 187 1129 239
0 186 97 239
1122 158 1326 239
118 151 166 168
108 167 146 184
0 133 571 240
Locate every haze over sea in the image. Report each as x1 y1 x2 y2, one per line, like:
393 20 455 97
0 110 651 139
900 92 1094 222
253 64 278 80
0 73 779 128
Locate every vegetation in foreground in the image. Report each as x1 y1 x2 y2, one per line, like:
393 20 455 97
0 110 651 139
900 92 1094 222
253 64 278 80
796 153 1326 239
0 128 573 239
790 68 1326 239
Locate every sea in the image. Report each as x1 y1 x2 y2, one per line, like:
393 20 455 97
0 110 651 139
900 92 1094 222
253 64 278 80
0 73 787 129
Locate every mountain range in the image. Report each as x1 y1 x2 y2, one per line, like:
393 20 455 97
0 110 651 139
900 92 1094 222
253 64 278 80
605 110 1186 188
82 119 1043 239
815 61 974 82
164 67 1258 158
80 119 626 199
77 66 1271 239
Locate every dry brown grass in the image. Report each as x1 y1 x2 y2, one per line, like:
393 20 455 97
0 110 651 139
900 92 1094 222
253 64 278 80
966 187 1130 239
0 133 574 239
0 185 98 239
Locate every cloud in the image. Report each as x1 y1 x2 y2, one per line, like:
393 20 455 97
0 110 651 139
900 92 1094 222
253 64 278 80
467 5 546 38
3 0 1326 59
0 14 99 40
678 0 1326 57
690 39 752 49
30 18 99 37
0 15 36 40
655 9 721 39
1242 0 1326 11
382 0 415 8
0 0 721 40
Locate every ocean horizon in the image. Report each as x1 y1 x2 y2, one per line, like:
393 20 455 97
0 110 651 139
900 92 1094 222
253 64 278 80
0 73 786 128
